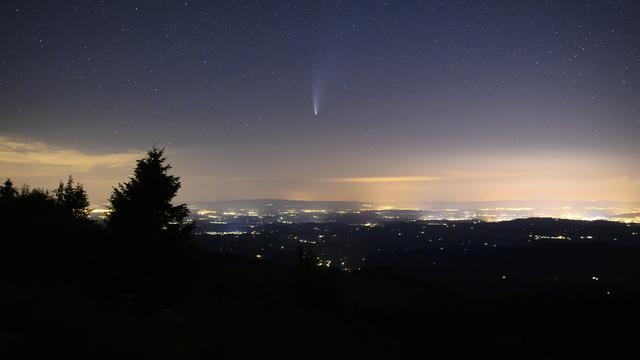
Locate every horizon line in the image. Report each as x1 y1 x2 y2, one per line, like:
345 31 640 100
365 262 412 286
179 198 640 204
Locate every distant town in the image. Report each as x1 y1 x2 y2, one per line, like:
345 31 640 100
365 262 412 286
88 199 640 297
93 199 640 225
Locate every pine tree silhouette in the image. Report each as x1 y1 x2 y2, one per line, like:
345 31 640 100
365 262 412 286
55 176 91 219
107 147 192 238
0 178 18 200
105 147 194 309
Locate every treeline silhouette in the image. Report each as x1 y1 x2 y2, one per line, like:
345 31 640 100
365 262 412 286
1 148 639 359
0 148 199 357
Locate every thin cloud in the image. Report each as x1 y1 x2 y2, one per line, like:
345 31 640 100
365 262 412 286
0 136 140 172
321 176 443 183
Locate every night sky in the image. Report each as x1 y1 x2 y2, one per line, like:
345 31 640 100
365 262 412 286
1 0 639 204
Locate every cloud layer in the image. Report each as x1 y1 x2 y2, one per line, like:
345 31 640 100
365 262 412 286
321 176 443 183
0 136 140 172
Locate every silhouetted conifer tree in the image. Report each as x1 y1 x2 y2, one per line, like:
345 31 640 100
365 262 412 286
105 147 194 309
0 178 18 200
55 180 65 206
55 176 91 219
107 147 192 239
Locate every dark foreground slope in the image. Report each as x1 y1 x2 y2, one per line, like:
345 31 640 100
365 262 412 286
2 219 640 358
2 249 640 359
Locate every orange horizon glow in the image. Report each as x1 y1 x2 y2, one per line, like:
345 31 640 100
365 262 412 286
1 135 639 204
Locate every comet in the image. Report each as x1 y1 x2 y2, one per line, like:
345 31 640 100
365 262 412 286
312 82 320 116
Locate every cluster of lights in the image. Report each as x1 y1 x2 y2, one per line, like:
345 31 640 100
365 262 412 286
529 234 571 241
204 231 246 235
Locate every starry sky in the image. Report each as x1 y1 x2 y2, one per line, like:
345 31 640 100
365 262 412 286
1 0 639 204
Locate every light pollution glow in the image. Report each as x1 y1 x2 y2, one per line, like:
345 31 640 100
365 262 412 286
2 136 638 206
